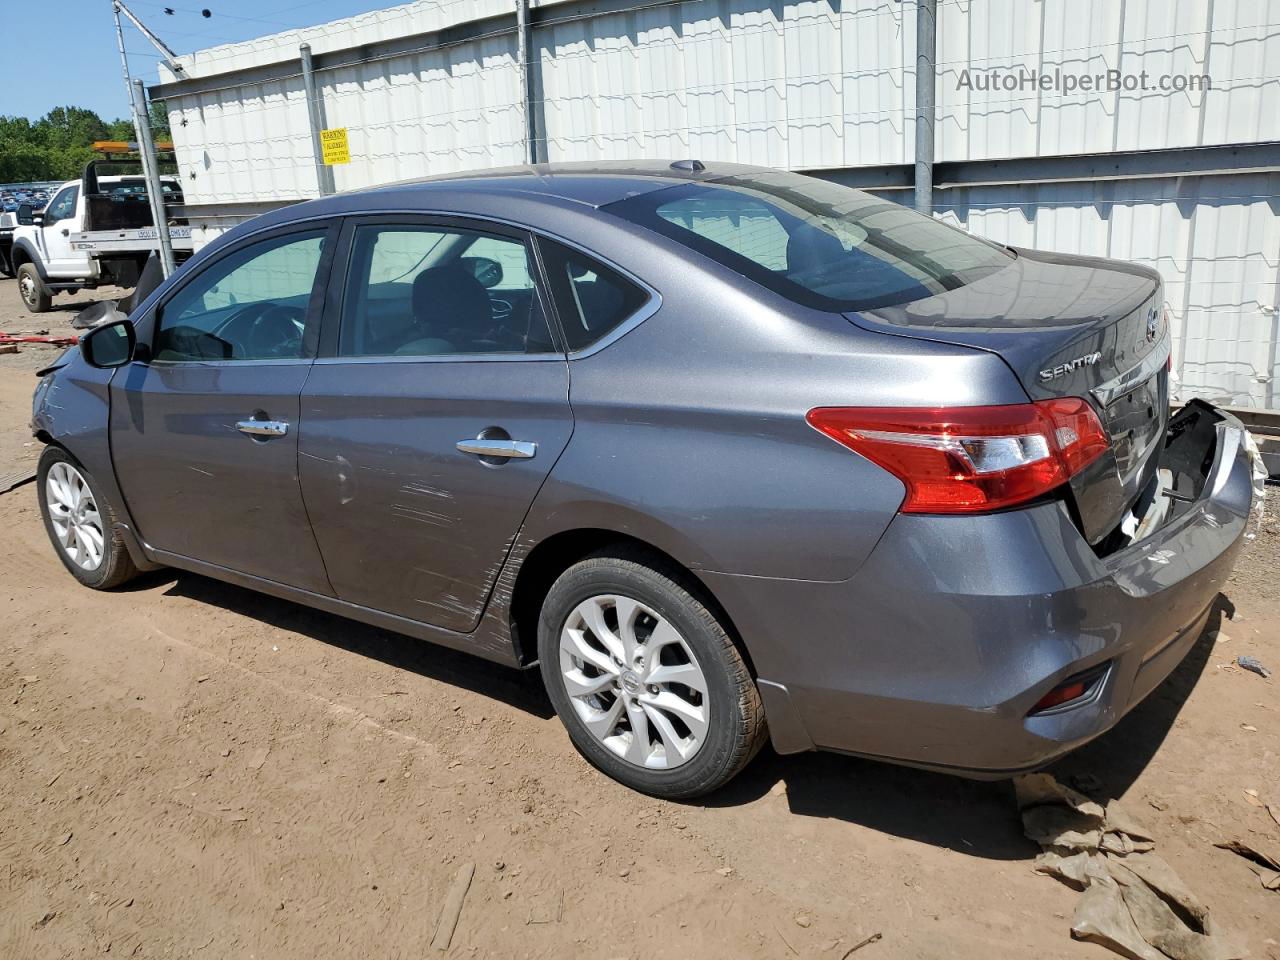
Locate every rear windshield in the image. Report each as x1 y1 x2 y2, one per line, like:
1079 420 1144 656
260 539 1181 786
604 172 1012 312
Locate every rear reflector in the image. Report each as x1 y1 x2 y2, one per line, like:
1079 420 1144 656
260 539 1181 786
1031 680 1088 712
1029 663 1108 713
806 400 1109 514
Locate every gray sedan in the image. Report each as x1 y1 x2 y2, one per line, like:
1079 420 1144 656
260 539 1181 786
32 162 1254 798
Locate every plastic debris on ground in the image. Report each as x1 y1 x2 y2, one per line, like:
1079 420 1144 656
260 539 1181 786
1235 655 1271 679
1015 773 1242 960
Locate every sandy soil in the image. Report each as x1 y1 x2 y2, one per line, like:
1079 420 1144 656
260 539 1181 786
0 311 1277 958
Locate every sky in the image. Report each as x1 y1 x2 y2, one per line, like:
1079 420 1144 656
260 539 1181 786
0 0 399 121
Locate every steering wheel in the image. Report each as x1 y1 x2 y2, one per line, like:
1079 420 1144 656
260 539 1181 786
232 303 306 358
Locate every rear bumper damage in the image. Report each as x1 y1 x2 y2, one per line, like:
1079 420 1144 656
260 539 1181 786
711 402 1259 777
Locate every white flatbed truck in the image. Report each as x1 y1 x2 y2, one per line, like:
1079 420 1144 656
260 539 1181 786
9 155 193 313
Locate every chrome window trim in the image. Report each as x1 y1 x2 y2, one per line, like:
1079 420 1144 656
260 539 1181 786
312 353 564 366
221 206 663 362
146 357 316 368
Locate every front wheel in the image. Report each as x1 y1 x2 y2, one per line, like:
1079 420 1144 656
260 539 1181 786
18 262 51 313
538 551 767 799
37 446 140 590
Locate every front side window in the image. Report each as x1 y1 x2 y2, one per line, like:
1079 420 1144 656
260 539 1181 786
45 186 78 222
153 231 325 361
604 172 1013 312
339 225 554 357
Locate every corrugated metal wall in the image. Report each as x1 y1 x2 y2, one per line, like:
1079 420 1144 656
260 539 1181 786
158 0 1280 408
930 173 1280 410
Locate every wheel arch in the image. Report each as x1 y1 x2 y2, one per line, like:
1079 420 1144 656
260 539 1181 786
10 239 44 278
505 527 757 678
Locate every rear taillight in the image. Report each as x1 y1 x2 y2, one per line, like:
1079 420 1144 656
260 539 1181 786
806 400 1109 514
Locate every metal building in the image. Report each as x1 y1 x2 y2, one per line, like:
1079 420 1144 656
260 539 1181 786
150 0 1280 410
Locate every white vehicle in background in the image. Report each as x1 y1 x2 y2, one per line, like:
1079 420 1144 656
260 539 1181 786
10 158 193 313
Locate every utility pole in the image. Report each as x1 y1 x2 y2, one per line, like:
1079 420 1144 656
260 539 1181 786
112 0 139 120
113 0 179 276
114 0 185 77
133 79 176 277
300 44 336 196
515 0 536 165
914 0 937 215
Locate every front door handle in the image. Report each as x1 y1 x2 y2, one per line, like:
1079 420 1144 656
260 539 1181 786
237 419 289 438
456 438 537 459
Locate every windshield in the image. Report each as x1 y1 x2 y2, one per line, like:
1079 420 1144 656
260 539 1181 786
603 171 1012 312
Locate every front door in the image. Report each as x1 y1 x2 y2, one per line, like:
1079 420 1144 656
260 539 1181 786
38 184 81 276
110 224 338 593
298 218 573 632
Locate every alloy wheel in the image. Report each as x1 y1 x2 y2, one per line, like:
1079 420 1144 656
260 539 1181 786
558 594 710 769
45 461 105 571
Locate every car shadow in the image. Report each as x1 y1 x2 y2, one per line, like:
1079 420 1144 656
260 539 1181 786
143 568 555 720
130 567 1226 862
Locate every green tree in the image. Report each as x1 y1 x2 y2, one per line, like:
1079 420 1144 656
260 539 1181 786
35 106 110 151
0 104 170 182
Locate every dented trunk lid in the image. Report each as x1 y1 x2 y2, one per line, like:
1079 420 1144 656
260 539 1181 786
848 247 1171 543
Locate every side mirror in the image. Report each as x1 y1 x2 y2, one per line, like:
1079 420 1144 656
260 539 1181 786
16 203 33 226
460 256 503 289
80 319 136 369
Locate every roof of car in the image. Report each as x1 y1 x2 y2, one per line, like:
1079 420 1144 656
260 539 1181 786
358 160 771 209
216 160 776 252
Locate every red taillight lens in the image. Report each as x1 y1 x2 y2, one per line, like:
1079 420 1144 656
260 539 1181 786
806 399 1109 514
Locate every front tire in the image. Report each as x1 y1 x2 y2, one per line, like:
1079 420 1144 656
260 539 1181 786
37 446 140 590
18 262 51 313
538 550 766 799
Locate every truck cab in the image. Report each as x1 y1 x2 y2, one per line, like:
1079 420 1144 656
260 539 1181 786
10 160 193 313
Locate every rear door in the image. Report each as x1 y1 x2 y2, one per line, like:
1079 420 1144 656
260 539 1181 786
110 223 339 592
298 216 573 633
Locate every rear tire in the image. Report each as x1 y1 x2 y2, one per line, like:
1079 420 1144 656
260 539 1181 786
37 446 140 590
18 262 51 313
538 549 766 799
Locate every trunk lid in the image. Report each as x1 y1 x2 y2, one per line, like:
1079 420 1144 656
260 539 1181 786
848 247 1171 544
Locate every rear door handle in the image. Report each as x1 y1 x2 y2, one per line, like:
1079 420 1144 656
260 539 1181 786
456 438 537 459
237 419 289 438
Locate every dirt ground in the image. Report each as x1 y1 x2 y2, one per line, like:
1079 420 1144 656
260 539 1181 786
1 276 1277 959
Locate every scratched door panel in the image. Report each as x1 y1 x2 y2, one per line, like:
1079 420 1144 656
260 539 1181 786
297 358 572 633
110 361 333 593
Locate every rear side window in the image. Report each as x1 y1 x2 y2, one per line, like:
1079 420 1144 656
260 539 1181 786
339 225 555 357
538 240 650 352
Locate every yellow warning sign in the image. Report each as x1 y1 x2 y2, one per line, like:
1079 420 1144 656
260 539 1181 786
320 127 350 165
